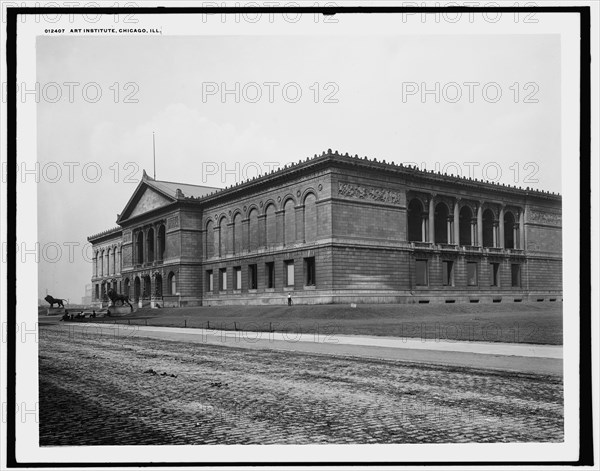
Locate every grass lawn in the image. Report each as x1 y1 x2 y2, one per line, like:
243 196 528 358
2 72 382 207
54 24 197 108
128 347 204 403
65 302 563 345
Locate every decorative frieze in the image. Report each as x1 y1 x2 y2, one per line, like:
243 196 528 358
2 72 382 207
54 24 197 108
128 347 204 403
338 182 402 205
122 231 132 243
167 216 180 230
528 210 562 226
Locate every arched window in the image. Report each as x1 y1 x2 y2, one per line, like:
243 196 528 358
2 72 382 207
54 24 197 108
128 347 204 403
233 213 243 254
99 250 104 276
504 211 515 249
434 202 449 244
168 272 176 295
143 275 151 299
304 193 317 243
265 203 277 246
157 224 166 261
154 274 163 297
284 199 296 245
136 232 144 264
147 228 155 263
134 276 141 302
107 248 112 275
248 208 259 251
205 220 214 259
219 216 228 256
407 199 423 242
482 209 495 248
459 205 473 246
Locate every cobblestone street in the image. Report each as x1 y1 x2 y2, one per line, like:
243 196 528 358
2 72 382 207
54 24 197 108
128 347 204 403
39 327 563 445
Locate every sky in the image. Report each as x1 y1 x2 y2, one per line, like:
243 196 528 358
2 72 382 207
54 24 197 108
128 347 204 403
35 33 561 302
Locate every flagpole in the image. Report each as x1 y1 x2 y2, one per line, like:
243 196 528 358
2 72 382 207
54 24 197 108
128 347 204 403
152 132 156 179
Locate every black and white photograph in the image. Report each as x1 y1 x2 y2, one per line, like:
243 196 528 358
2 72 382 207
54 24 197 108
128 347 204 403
2 2 597 469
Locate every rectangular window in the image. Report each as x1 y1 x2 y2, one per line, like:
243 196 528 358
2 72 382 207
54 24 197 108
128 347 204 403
285 260 295 286
219 268 227 291
234 266 242 290
207 270 213 292
442 261 453 286
511 264 521 287
248 264 258 290
266 262 275 289
415 260 428 286
490 263 500 287
467 262 478 286
304 257 316 286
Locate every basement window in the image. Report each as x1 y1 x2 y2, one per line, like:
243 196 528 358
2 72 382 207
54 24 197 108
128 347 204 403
207 270 213 292
467 262 478 286
266 262 275 289
442 260 454 286
415 260 428 286
490 262 500 287
219 268 227 291
248 264 258 290
511 264 521 288
285 260 295 287
304 257 316 286
234 266 242 290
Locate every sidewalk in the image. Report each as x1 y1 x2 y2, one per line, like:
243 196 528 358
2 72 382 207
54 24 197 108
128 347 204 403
54 322 564 376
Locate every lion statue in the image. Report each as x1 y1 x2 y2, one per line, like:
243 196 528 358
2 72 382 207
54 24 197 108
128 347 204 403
44 295 66 308
107 288 133 309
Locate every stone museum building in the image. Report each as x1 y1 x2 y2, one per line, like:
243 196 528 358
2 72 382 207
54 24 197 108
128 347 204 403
88 150 562 307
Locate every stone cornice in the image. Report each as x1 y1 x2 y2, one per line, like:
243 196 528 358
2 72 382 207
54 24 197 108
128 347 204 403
87 227 122 243
177 150 561 206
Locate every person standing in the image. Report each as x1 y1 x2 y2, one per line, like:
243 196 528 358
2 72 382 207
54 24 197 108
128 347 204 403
288 293 293 306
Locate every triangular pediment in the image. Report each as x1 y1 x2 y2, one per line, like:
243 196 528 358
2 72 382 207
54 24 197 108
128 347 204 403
129 186 172 217
118 182 176 223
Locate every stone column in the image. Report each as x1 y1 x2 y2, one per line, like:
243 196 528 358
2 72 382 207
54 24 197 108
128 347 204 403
296 205 305 243
446 217 452 244
93 252 97 278
453 200 460 245
428 198 435 243
499 206 505 248
154 224 159 262
470 219 476 246
144 228 149 264
132 232 137 264
116 246 121 275
105 251 109 276
421 215 427 242
477 205 483 247
493 221 498 247
513 223 519 250
519 210 525 250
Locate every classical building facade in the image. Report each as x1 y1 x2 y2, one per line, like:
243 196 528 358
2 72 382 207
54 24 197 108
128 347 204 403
88 150 562 307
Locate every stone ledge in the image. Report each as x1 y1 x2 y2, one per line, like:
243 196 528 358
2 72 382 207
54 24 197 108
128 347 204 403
106 306 134 317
